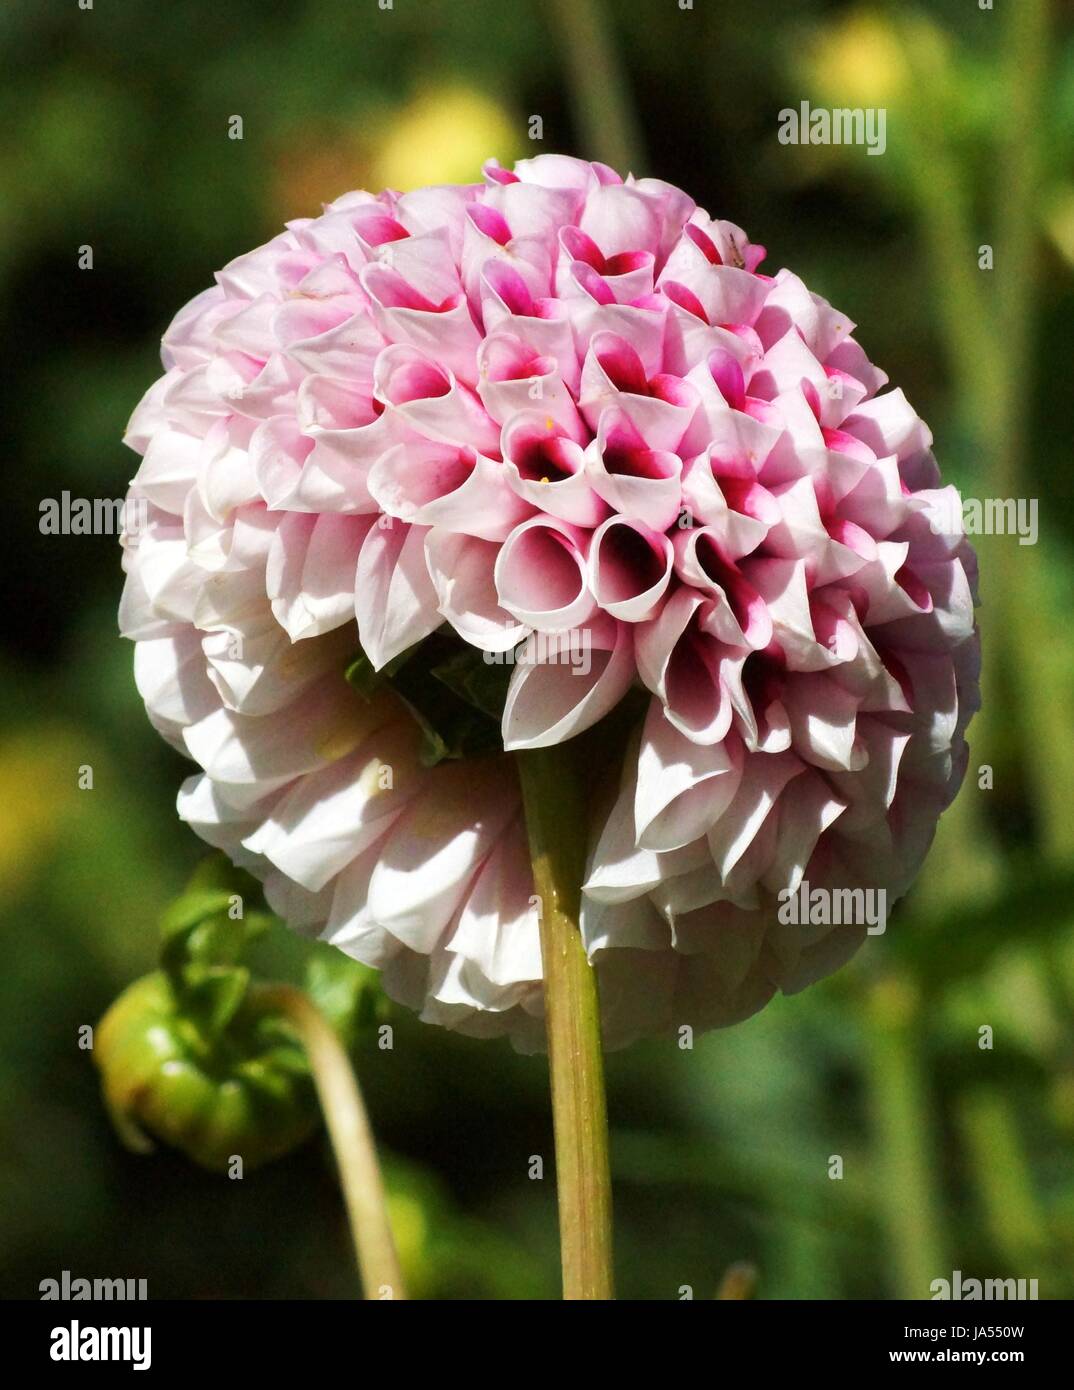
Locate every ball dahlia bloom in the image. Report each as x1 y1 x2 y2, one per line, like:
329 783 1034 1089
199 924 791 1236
120 154 979 1050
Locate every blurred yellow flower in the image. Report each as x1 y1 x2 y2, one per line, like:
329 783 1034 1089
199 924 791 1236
271 85 521 222
804 8 949 111
372 85 521 191
0 728 86 897
268 85 519 219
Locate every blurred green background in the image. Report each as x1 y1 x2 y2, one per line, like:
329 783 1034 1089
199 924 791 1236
2 0 1074 1300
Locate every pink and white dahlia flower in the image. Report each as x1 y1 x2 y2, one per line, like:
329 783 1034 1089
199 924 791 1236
120 154 979 1050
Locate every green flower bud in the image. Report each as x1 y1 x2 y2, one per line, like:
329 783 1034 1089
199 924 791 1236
96 969 319 1173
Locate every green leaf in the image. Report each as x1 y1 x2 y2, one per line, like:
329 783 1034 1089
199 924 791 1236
304 949 386 1052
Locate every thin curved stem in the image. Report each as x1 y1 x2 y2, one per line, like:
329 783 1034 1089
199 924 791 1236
256 984 406 1301
517 744 615 1300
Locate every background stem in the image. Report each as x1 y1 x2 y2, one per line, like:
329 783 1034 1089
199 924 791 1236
865 974 946 1298
256 984 406 1301
517 744 615 1300
548 0 645 173
956 1088 1047 1272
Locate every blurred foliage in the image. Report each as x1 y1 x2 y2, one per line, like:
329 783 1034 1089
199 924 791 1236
1 0 1073 1300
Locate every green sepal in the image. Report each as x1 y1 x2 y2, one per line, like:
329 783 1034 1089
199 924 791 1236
159 856 272 982
344 650 382 700
159 889 236 944
345 630 512 766
390 636 509 766
429 644 516 721
179 964 251 1040
345 647 412 700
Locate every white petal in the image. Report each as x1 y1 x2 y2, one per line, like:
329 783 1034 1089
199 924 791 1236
634 704 743 851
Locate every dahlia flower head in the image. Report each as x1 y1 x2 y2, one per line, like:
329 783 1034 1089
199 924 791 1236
121 154 979 1051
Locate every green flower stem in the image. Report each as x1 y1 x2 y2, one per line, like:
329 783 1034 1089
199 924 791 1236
517 744 615 1300
865 975 946 1299
256 984 406 1301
